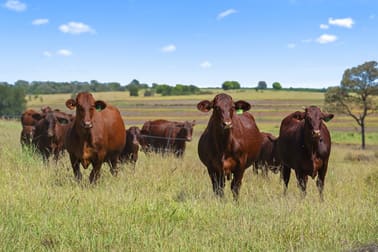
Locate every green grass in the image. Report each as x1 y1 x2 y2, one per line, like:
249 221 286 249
0 118 377 251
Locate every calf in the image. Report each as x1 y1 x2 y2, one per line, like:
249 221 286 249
253 132 281 176
120 126 141 165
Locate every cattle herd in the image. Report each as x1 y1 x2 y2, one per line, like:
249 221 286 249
20 91 334 200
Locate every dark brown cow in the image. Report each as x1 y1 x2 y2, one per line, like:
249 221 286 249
277 106 334 200
197 93 262 199
32 109 73 161
253 132 281 176
120 126 141 165
20 109 40 147
64 92 126 183
140 119 195 157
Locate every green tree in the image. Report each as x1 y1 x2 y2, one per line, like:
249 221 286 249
272 82 282 90
222 81 241 90
324 61 378 149
257 81 267 89
0 84 26 117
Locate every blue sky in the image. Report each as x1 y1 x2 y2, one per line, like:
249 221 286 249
1 0 377 88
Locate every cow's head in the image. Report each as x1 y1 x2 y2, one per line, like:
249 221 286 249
304 106 334 139
177 120 195 141
197 93 250 129
65 92 107 129
127 126 141 145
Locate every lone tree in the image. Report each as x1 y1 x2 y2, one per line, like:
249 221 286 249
324 61 378 149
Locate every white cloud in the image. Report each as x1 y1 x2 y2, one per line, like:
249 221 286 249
328 17 354 28
200 61 212 69
161 44 176 53
32 19 49 25
57 49 72 56
4 0 26 12
59 22 95 35
217 9 237 20
316 34 337 44
43 51 52 57
287 43 296 49
320 24 329 29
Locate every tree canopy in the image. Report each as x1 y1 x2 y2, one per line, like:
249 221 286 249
324 60 378 149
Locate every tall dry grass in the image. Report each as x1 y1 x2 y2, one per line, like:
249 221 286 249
0 119 377 251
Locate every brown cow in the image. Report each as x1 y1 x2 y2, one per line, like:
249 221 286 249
20 109 41 147
140 119 195 157
277 106 334 200
253 132 281 176
197 93 262 200
120 126 141 165
64 92 126 183
32 109 73 161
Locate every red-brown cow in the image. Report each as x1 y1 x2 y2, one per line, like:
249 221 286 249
32 109 73 161
140 119 195 157
20 109 40 147
120 126 141 165
64 92 126 183
197 93 262 200
253 132 281 176
277 106 334 200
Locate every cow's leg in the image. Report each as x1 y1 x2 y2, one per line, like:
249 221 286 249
295 171 308 198
208 168 225 197
69 153 82 181
231 168 245 201
108 157 119 176
262 163 268 177
89 162 102 184
316 161 328 201
253 161 259 175
281 165 291 195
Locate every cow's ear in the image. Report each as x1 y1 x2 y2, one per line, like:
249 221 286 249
234 100 251 112
95 100 107 111
197 100 212 112
292 111 305 120
322 113 334 122
57 117 69 125
65 99 76 110
31 113 43 121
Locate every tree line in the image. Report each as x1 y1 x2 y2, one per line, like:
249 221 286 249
1 61 377 150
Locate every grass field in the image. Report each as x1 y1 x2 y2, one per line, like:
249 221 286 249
1 89 377 251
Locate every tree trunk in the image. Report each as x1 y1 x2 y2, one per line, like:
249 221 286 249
361 120 366 150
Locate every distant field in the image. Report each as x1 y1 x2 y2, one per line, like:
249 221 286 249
26 89 378 146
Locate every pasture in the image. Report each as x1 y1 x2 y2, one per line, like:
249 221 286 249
1 89 377 251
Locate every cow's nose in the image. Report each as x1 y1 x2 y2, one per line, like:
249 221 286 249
186 136 192 141
313 129 320 137
47 129 54 137
223 121 232 129
82 121 93 129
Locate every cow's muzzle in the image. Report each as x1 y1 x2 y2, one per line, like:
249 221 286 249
312 129 321 138
223 121 232 129
81 121 93 129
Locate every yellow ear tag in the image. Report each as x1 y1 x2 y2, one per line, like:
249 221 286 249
236 109 243 115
